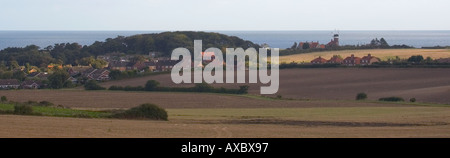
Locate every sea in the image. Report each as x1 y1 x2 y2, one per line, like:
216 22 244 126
0 30 450 50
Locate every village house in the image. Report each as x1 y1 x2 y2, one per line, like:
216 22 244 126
108 61 127 71
126 62 147 71
343 54 362 66
299 41 326 49
26 72 49 80
328 55 344 64
68 66 92 76
361 54 381 65
20 80 42 89
82 69 110 81
156 60 178 72
145 62 157 72
311 56 328 64
0 79 21 89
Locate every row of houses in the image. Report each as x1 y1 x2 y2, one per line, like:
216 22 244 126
0 79 42 89
311 54 381 66
108 60 179 72
67 66 110 83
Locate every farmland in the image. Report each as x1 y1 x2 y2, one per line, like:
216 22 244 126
279 49 450 63
99 68 450 104
1 68 450 138
1 106 450 138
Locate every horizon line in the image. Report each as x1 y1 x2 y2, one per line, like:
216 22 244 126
1 29 450 32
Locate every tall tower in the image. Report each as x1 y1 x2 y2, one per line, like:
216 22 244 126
333 34 339 46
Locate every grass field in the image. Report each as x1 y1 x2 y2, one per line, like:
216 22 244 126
0 103 111 118
279 49 450 63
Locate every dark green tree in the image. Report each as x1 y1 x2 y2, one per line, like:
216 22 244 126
145 80 160 91
407 55 424 63
48 70 70 89
379 38 389 48
302 42 310 49
291 42 298 49
84 80 106 90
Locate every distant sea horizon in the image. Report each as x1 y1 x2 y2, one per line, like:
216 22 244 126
1 30 450 50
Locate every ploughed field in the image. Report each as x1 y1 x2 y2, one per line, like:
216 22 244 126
99 68 450 104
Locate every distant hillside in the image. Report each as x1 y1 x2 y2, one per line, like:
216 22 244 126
0 31 260 67
85 31 261 57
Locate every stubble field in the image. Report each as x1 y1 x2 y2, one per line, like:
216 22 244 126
279 49 450 63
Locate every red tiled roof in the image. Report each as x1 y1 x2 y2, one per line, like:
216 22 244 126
311 56 328 63
328 56 343 63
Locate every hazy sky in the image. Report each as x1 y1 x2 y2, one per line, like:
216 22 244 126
1 0 449 31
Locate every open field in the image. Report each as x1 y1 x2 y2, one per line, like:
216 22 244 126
1 106 450 138
98 68 450 104
1 68 450 138
0 90 412 109
279 49 450 63
1 89 449 138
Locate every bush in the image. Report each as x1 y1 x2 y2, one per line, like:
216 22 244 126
38 101 54 107
25 100 39 106
356 93 368 100
145 80 160 91
14 104 34 115
84 80 106 90
237 85 250 94
1 96 7 102
112 103 168 121
379 97 405 102
410 98 416 102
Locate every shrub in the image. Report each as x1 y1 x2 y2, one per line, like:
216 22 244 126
38 101 54 107
84 80 106 90
193 82 214 92
14 104 34 115
356 93 368 100
112 103 168 121
379 97 405 102
109 86 124 91
410 98 416 102
145 80 160 91
25 100 39 106
237 85 250 94
1 96 7 102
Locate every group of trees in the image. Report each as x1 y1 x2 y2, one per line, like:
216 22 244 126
0 31 260 73
106 80 250 95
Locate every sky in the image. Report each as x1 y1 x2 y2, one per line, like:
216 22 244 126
0 0 449 31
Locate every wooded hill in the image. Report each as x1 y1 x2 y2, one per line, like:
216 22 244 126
0 31 260 68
